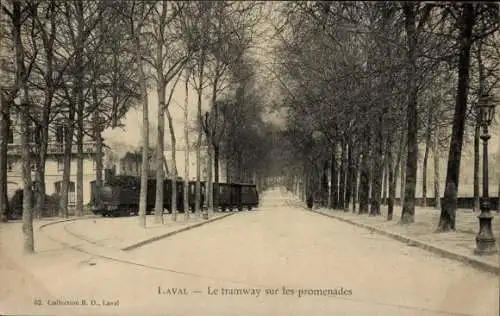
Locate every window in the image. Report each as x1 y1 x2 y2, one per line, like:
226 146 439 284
7 161 14 172
57 157 64 171
28 122 37 143
55 124 65 143
54 181 61 193
30 162 37 171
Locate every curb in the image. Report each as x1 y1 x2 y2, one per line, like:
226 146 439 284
307 208 499 275
121 212 236 251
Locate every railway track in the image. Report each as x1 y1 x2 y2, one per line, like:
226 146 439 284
36 215 269 288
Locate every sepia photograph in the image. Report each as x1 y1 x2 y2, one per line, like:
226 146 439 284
0 1 499 315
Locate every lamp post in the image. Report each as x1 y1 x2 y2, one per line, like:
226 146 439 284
475 93 497 255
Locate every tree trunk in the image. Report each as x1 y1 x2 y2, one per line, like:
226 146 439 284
136 37 149 228
330 146 338 209
382 154 388 206
59 104 75 218
433 124 441 210
0 0 6 223
206 144 213 212
387 133 395 220
92 97 103 210
75 0 84 217
345 139 353 211
35 106 54 219
226 157 230 183
401 3 418 224
183 70 189 220
370 114 384 216
422 114 432 208
352 154 359 213
359 151 370 214
338 137 346 209
166 108 177 221
33 0 56 220
400 149 406 205
60 6 81 218
34 150 46 220
155 84 165 224
34 100 52 220
163 155 169 177
393 131 404 204
11 0 34 250
359 128 371 214
322 160 329 208
497 136 500 212
195 55 205 216
237 151 243 183
76 109 84 217
21 91 34 254
0 93 8 222
214 145 220 212
209 74 219 214
438 3 475 231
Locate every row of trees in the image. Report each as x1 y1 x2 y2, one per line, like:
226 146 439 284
0 0 141 252
0 0 271 253
271 2 499 229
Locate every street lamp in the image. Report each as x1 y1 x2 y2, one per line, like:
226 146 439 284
475 93 497 255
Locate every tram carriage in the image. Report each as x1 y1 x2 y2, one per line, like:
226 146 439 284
89 175 259 217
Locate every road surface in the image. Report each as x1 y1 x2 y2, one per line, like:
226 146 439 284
1 187 498 316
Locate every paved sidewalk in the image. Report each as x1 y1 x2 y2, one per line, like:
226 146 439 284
288 197 499 274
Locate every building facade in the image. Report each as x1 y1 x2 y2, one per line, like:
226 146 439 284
6 113 98 206
109 145 226 183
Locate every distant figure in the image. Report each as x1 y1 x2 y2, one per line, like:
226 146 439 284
306 191 313 209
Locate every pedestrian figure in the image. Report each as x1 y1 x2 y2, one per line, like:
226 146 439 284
306 191 313 209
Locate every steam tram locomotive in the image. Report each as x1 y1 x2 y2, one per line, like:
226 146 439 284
89 175 259 217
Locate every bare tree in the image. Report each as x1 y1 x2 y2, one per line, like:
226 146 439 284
164 71 183 221
54 1 108 218
183 68 190 220
1 0 36 223
8 0 36 252
27 1 79 219
400 2 433 224
433 120 441 210
0 91 7 222
189 1 212 217
204 1 258 213
120 1 155 227
438 3 482 231
0 0 9 222
497 134 500 212
142 1 192 223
